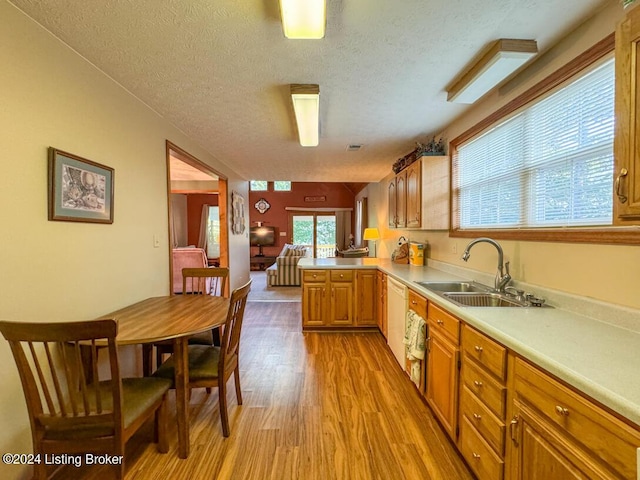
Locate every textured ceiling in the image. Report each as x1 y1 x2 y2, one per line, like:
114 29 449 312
9 0 609 182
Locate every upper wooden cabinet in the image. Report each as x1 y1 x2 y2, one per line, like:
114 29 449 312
615 8 640 223
387 155 449 229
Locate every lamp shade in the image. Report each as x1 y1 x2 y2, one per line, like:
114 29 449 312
363 228 380 241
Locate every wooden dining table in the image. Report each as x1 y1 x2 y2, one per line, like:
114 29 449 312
97 294 229 459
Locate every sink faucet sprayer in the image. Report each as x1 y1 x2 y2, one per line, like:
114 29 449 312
461 237 512 292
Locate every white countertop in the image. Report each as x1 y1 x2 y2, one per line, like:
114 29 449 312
298 257 640 427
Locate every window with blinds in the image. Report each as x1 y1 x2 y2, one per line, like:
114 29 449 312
455 59 614 230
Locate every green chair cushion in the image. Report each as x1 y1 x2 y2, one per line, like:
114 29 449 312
153 345 221 384
43 377 171 440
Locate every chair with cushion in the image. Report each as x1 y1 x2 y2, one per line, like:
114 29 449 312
0 319 172 480
153 280 251 437
149 267 229 374
266 244 308 286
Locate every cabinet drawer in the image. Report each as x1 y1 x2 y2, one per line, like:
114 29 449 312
460 385 505 456
459 415 504 480
514 358 640 479
462 359 506 419
330 270 353 282
427 303 460 343
462 325 506 381
303 270 326 283
408 290 427 319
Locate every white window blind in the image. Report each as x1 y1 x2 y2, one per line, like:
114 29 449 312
455 59 614 229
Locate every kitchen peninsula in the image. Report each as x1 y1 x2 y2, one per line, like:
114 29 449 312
298 257 640 479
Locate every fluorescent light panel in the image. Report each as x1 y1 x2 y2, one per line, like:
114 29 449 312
447 39 538 104
291 84 320 147
279 0 326 39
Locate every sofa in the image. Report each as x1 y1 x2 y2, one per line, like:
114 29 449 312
266 244 308 286
172 247 208 293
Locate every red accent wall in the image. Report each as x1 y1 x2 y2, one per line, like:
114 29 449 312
186 193 219 246
248 182 355 257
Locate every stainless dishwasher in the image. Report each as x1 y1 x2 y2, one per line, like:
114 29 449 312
386 276 407 367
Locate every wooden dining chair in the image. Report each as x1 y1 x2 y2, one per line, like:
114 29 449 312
153 280 251 437
0 319 172 480
151 267 230 373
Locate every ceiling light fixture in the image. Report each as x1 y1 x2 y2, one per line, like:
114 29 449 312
447 39 538 104
290 84 320 147
279 0 326 39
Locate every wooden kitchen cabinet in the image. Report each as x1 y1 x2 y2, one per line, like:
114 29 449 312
426 302 460 440
459 325 508 480
302 270 327 328
387 155 449 229
302 268 382 330
355 270 377 326
376 271 387 338
506 356 640 480
615 8 640 223
405 161 421 228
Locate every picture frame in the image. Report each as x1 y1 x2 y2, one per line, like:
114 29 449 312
231 190 246 234
48 147 114 224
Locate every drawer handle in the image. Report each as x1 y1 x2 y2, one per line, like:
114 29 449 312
339 274 344 278
555 405 570 416
472 413 482 421
473 380 483 388
472 453 481 460
474 345 483 353
411 300 417 305
312 274 317 278
437 319 444 325
510 416 519 443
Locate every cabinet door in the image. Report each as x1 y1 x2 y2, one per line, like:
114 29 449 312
376 272 388 337
406 162 421 228
329 282 354 325
615 9 640 223
396 171 407 228
421 155 450 230
426 328 459 439
388 177 397 228
356 270 377 325
302 283 327 327
507 400 608 480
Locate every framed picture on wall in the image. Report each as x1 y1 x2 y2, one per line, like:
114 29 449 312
48 147 114 224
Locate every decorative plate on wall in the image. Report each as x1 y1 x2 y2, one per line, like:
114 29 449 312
255 198 270 214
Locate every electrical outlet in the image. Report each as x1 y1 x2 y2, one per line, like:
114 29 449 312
451 243 458 254
153 234 160 248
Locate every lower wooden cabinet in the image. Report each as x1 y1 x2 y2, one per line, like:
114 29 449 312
302 268 378 329
506 357 640 480
426 303 460 440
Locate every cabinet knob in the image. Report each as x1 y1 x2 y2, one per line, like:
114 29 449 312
411 300 417 305
472 413 482 421
472 453 481 460
339 274 344 278
555 405 570 416
312 274 317 278
473 380 483 388
474 345 483 353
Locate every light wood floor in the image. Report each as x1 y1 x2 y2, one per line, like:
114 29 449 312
52 302 473 480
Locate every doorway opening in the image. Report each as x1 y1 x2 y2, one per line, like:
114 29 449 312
166 141 228 294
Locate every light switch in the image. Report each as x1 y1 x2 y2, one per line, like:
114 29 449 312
280 231 287 237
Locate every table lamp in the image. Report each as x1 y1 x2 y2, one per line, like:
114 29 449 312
363 228 380 257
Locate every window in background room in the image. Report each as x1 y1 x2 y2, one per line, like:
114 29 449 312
291 213 336 258
250 180 268 191
454 58 614 230
207 206 220 260
274 181 291 191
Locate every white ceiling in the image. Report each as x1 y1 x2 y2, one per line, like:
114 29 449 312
9 0 609 182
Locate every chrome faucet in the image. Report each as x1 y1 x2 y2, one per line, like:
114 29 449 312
461 237 512 292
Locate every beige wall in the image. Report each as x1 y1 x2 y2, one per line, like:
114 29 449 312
363 0 640 311
0 4 249 478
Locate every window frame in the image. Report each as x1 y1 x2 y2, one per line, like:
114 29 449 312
449 33 640 245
